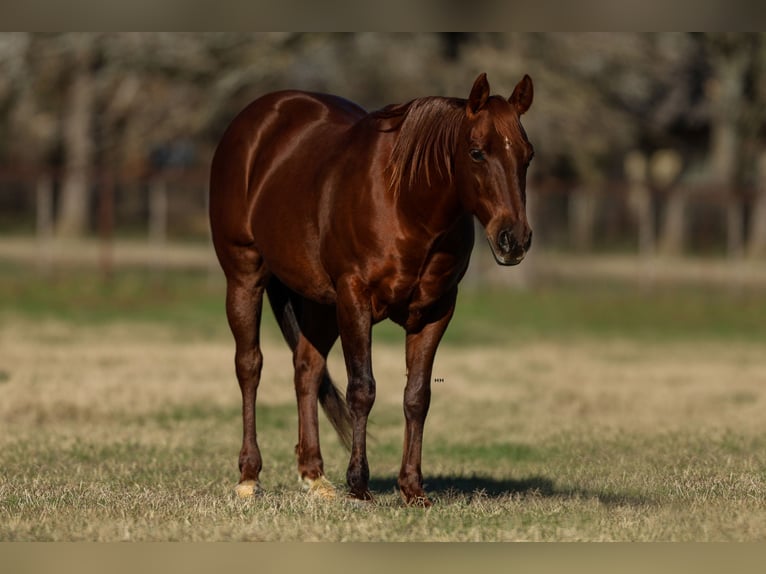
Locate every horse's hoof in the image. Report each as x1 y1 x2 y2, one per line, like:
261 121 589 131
408 496 433 508
400 491 433 508
234 480 263 499
346 490 375 504
301 475 337 500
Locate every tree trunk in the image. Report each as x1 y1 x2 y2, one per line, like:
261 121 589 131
748 151 766 257
659 190 687 256
746 38 766 258
569 186 597 252
625 151 654 257
705 35 749 259
55 38 95 238
726 199 745 259
749 195 766 258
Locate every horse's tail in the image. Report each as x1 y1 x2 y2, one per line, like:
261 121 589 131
265 278 353 452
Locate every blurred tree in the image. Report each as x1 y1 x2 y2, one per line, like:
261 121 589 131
0 34 29 160
55 34 96 238
703 33 755 258
1 33 765 255
747 34 766 257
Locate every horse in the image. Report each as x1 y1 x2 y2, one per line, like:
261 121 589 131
209 72 534 507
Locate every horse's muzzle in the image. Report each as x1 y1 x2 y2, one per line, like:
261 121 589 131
490 226 532 266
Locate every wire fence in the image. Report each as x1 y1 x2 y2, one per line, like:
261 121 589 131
1 164 766 282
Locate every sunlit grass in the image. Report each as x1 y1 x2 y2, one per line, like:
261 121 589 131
2 262 765 345
1 265 765 540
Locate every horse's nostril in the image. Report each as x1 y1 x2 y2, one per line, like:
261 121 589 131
496 227 531 257
498 229 512 253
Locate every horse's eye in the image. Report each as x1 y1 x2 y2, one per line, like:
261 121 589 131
469 148 485 162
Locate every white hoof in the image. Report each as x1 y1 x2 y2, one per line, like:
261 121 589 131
234 480 263 499
300 475 337 499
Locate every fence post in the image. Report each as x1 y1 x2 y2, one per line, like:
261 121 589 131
747 150 766 258
149 177 168 246
726 194 745 259
36 173 54 273
659 191 687 256
624 151 653 257
650 149 685 258
98 171 115 281
569 185 596 252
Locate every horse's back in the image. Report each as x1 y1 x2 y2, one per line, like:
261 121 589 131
211 90 364 240
209 90 367 298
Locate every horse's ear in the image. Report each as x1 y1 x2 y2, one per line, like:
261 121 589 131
467 72 490 117
509 74 533 115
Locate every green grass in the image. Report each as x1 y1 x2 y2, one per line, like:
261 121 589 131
2 261 765 345
0 263 231 339
2 400 764 541
2 262 765 540
417 283 766 344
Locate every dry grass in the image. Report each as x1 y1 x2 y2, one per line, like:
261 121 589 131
2 316 765 541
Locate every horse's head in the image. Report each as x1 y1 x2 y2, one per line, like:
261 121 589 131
456 73 534 266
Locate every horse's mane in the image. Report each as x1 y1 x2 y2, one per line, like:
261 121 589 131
371 97 466 195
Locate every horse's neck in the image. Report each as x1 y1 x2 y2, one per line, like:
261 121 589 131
395 178 465 238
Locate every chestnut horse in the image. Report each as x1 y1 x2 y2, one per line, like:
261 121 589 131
209 72 534 506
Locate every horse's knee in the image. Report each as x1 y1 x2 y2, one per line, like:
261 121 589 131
403 385 431 421
346 375 375 416
235 348 263 385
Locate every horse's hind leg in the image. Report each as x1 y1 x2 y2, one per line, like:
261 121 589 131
293 299 339 498
224 252 269 498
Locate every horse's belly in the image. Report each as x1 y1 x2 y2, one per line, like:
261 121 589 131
250 222 336 304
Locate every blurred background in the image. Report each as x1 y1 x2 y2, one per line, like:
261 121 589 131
1 32 765 287
3 33 765 544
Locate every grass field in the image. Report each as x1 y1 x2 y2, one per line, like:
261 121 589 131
1 260 765 541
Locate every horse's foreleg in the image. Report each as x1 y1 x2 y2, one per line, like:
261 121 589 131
399 288 458 507
336 277 375 501
293 300 339 498
226 270 267 498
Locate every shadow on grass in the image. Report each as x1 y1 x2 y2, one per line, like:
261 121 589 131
367 474 653 507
